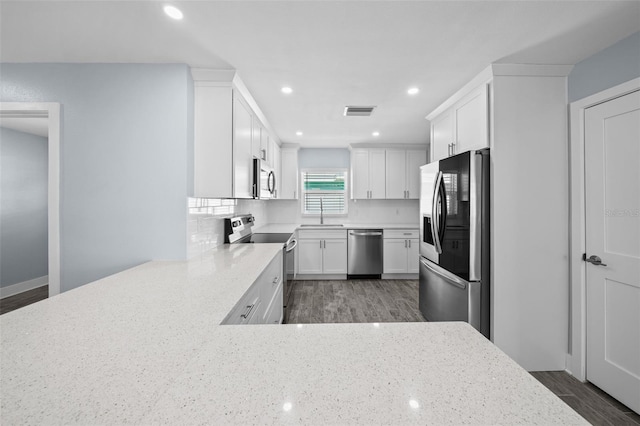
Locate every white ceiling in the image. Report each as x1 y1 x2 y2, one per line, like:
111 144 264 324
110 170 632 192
1 1 639 147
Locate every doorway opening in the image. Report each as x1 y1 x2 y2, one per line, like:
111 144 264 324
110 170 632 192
0 103 60 313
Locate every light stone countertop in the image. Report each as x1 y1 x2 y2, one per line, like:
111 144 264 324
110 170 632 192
253 223 419 234
0 243 587 425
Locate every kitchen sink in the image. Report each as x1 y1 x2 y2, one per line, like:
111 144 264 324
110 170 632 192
299 224 344 227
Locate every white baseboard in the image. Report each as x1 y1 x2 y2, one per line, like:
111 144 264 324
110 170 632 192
382 273 419 279
295 274 347 281
1 276 48 299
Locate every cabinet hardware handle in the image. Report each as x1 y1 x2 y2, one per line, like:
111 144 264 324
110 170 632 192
408 240 411 248
320 240 322 249
405 240 407 248
241 304 255 319
406 190 409 198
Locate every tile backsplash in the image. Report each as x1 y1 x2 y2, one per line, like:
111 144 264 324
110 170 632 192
187 198 236 259
187 198 271 259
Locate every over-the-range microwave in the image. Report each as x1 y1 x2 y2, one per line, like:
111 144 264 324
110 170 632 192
253 158 276 199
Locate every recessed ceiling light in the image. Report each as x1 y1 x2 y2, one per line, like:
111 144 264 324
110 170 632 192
372 131 380 137
281 87 293 94
163 5 183 20
296 131 303 136
408 87 419 95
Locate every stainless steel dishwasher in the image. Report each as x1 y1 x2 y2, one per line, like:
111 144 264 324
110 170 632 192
347 229 383 278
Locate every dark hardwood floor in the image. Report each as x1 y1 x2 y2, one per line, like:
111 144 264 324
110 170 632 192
286 279 425 324
0 285 48 315
287 279 640 425
532 371 640 425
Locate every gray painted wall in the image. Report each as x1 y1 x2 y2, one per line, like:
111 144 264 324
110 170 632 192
568 31 640 102
0 63 193 292
298 148 350 169
0 127 48 287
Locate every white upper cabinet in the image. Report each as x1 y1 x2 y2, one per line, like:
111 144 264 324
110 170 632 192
272 142 281 198
385 149 426 199
193 85 233 198
261 128 269 163
233 95 254 199
430 110 454 162
351 148 386 199
279 147 299 199
251 119 261 160
429 83 489 161
191 69 280 200
454 84 489 153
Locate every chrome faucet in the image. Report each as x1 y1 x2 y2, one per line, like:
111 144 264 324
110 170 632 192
320 198 324 225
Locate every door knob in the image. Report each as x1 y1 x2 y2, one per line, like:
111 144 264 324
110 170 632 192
583 254 607 267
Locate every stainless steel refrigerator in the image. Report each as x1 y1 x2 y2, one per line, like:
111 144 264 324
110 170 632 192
419 148 490 338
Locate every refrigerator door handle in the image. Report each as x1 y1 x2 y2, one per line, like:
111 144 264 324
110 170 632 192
420 257 467 290
431 171 444 254
438 174 448 246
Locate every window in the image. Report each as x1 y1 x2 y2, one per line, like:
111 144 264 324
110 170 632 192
301 169 348 215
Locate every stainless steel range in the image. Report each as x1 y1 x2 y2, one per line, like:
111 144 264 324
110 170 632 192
224 214 297 322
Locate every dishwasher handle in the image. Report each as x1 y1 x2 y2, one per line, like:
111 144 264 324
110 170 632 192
349 231 383 237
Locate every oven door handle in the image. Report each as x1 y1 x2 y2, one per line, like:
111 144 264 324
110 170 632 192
285 238 298 252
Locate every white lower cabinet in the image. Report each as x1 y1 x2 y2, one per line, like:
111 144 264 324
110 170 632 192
383 230 419 274
297 230 347 275
222 251 283 325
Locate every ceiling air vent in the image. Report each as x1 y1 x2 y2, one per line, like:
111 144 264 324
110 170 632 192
344 106 376 117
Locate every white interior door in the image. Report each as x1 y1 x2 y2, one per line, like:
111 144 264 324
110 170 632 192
585 89 640 413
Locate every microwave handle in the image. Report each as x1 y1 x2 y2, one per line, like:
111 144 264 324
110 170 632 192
268 171 276 194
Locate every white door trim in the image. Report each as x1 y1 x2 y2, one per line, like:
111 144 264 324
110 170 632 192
0 102 61 297
567 78 640 381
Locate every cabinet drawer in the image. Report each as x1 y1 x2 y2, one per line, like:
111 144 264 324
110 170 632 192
263 280 283 324
259 251 284 286
221 251 282 325
298 229 347 240
384 229 419 239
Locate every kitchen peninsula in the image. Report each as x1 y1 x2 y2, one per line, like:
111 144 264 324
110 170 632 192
0 244 586 425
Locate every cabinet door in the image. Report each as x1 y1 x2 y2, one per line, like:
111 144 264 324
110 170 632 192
368 149 386 199
454 84 488 153
272 143 281 198
233 95 253 199
260 127 268 162
193 85 233 198
280 148 298 199
383 239 408 273
298 239 323 274
431 110 453 162
322 239 347 274
405 149 426 199
351 149 370 199
251 118 261 159
407 239 419 274
385 149 406 199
